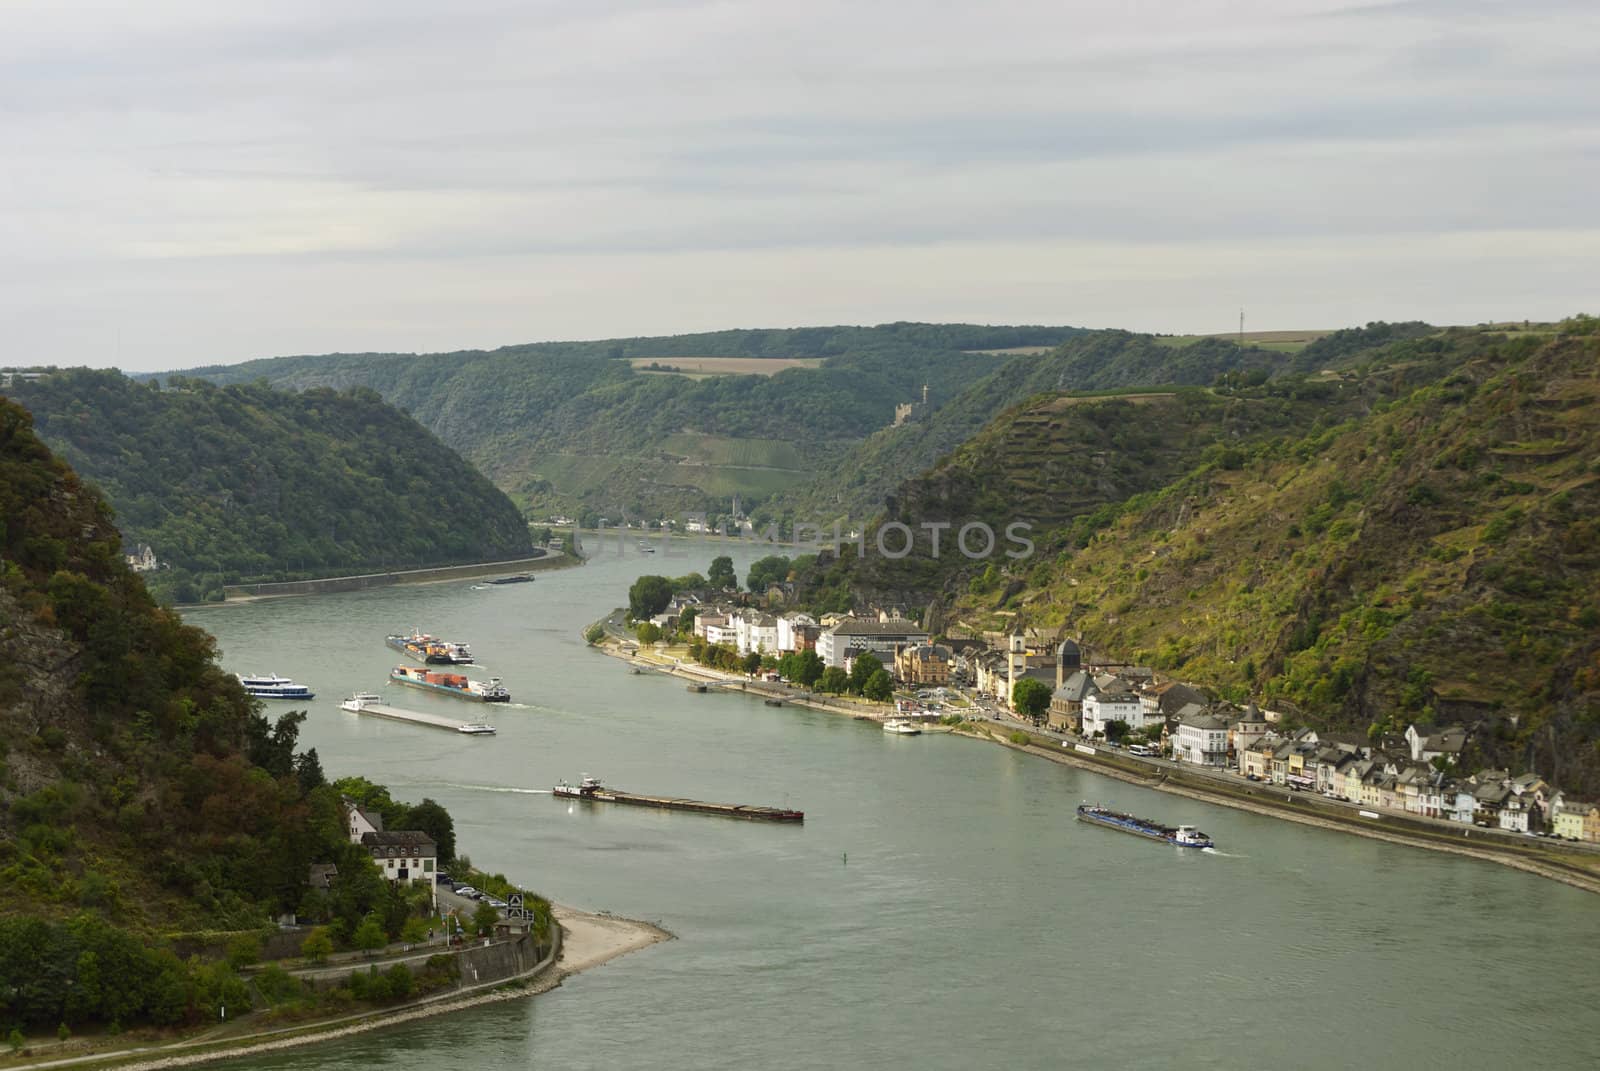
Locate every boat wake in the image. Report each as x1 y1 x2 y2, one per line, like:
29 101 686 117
1201 848 1245 858
428 781 549 796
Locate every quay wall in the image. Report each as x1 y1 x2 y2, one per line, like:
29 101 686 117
222 551 569 600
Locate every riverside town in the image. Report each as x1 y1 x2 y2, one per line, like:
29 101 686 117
4 4 1599 1067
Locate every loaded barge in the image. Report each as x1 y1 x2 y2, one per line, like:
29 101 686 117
386 629 475 665
1075 804 1215 848
390 664 510 702
554 776 803 822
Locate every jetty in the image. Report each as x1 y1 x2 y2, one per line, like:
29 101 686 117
340 698 496 735
554 776 802 822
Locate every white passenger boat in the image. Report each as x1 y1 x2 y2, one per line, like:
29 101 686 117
238 673 314 700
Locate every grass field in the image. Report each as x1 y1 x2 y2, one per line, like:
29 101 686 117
630 356 823 379
1152 329 1332 353
962 346 1057 356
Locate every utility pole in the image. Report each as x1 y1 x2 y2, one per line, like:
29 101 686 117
1238 308 1245 348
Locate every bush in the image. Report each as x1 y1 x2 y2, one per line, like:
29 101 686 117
1008 731 1031 745
300 927 334 963
226 932 263 970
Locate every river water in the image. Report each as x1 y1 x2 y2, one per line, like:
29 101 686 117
189 540 1600 1070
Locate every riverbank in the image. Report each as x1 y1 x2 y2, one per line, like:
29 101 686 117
589 624 894 722
208 551 577 605
15 906 668 1071
961 722 1600 896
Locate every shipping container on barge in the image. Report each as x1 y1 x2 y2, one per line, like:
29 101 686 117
554 775 802 822
1075 804 1214 848
386 629 474 665
390 664 509 702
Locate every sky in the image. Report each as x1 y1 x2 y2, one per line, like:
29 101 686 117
2 0 1597 372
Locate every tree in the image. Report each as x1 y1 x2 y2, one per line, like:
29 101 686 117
795 650 825 688
352 914 387 953
226 932 262 970
849 652 884 694
1012 678 1052 723
863 668 894 702
707 556 737 590
745 554 792 593
472 903 500 937
401 798 456 865
677 605 698 633
300 928 334 963
628 575 673 619
742 651 763 675
1105 719 1131 743
818 667 849 693
636 621 661 644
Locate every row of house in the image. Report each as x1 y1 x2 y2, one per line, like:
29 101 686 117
943 624 1600 843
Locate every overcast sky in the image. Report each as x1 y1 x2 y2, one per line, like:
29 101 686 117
3 0 1596 372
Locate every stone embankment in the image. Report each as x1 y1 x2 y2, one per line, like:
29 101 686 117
219 550 570 601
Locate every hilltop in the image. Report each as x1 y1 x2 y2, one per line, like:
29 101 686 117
5 369 533 602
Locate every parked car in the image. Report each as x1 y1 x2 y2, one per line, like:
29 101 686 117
484 897 508 909
454 885 479 899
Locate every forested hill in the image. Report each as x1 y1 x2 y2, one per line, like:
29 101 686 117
157 323 1086 523
0 398 479 1031
5 370 532 602
799 319 1600 791
756 330 1292 526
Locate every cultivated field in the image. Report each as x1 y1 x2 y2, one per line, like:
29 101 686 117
1154 329 1332 353
629 356 823 378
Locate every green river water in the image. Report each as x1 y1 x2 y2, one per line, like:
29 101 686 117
188 542 1600 1070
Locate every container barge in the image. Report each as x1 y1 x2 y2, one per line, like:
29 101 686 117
554 776 803 822
1075 804 1214 848
390 665 510 702
340 695 496 734
386 629 474 665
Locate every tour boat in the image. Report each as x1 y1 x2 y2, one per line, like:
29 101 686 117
883 719 922 736
339 692 383 712
237 673 314 700
456 722 498 735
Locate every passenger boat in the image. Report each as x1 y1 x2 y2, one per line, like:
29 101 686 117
386 629 474 665
883 719 922 735
1075 804 1214 848
339 692 383 712
237 673 314 700
456 722 498 735
390 665 510 702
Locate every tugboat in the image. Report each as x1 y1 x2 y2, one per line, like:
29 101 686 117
237 673 314 700
1075 804 1215 848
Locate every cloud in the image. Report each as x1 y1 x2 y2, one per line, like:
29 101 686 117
0 0 1596 369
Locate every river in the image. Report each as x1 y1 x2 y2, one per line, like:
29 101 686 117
188 539 1600 1070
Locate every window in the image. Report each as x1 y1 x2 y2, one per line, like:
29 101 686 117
424 859 435 872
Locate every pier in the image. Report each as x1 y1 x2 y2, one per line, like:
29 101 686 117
342 700 495 735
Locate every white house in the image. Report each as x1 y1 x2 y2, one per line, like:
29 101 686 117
1081 691 1151 739
1404 723 1467 765
776 613 817 653
1173 711 1230 766
817 618 929 668
360 831 438 909
345 798 384 841
734 612 779 656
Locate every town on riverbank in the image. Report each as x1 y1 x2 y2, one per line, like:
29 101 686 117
592 576 1600 892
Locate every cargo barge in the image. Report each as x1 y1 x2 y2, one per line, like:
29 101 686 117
390 664 510 702
386 629 474 665
1075 804 1214 848
554 776 803 822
